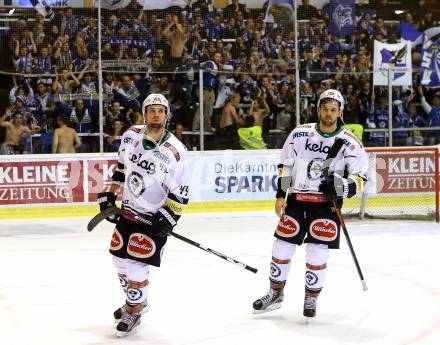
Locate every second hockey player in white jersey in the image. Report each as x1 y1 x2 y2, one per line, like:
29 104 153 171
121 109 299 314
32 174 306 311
253 89 368 318
97 94 190 336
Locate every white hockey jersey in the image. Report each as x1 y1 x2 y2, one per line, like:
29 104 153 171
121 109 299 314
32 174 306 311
280 123 369 194
112 126 190 215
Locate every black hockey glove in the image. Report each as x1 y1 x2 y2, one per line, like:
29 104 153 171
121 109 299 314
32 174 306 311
318 174 359 201
149 207 178 237
97 192 119 224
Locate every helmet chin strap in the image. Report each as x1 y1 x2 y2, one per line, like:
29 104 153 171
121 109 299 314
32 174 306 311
337 113 345 125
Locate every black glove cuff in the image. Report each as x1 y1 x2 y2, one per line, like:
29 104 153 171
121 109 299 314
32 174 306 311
97 192 116 204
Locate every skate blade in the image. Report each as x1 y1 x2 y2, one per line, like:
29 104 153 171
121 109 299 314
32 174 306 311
116 322 141 338
116 327 137 338
252 302 282 314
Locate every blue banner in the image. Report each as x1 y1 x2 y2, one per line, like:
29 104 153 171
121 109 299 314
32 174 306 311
327 0 355 37
420 27 440 87
400 22 422 46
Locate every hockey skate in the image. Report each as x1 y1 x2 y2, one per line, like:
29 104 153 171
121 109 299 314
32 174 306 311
116 312 142 337
303 295 317 318
114 301 149 323
252 288 284 314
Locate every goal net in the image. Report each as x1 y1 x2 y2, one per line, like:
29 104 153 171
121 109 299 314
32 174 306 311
342 147 440 222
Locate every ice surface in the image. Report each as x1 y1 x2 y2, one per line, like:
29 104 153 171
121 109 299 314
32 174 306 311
1 212 440 345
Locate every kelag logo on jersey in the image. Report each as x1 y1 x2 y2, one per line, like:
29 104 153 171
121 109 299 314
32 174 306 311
305 139 331 153
130 153 156 175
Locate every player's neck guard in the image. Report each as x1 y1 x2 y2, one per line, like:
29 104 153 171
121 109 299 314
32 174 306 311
142 130 171 150
315 123 344 138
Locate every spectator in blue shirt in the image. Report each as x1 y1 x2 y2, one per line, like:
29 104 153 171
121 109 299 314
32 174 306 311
419 87 440 145
207 14 225 40
407 101 426 146
368 94 389 146
56 98 93 134
193 52 222 131
324 34 350 60
392 99 410 146
114 74 144 109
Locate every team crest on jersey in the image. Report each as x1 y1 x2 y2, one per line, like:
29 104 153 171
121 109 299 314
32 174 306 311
276 215 300 237
127 233 156 259
110 229 123 251
310 219 338 241
307 158 324 180
128 171 146 197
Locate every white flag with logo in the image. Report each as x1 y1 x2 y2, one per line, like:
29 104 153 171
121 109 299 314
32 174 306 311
373 40 412 86
98 0 130 10
29 0 54 20
143 0 187 10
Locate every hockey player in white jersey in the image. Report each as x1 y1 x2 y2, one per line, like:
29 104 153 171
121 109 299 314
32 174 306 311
97 93 190 336
252 89 368 318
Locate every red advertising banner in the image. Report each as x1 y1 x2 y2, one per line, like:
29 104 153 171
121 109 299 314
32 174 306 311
87 159 119 201
0 160 84 205
375 153 436 193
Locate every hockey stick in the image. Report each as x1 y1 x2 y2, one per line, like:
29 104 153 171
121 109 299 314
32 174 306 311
87 207 258 274
87 207 134 232
323 138 368 292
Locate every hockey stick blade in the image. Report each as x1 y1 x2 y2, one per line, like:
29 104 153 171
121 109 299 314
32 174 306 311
87 207 154 232
87 207 123 232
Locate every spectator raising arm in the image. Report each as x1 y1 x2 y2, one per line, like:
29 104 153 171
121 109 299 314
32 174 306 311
418 86 432 114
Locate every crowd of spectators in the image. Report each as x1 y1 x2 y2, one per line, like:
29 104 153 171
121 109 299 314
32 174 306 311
0 0 439 154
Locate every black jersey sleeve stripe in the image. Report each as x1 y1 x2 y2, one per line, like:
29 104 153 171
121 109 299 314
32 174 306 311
168 192 189 205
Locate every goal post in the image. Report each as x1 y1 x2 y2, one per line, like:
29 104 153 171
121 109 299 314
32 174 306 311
342 146 440 222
